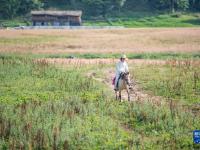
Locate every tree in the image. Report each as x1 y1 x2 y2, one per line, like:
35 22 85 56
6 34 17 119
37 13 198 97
177 0 189 10
116 0 126 13
17 0 43 15
0 0 20 19
148 0 189 12
82 0 127 17
189 0 200 11
171 0 175 13
148 0 171 10
0 0 42 19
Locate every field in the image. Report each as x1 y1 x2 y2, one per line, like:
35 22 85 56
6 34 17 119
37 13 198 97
0 28 200 56
0 28 200 149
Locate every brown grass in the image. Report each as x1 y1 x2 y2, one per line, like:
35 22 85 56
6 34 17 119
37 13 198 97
43 58 167 66
42 58 200 68
0 28 200 54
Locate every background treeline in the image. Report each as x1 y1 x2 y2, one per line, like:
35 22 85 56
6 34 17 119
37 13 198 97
0 0 200 19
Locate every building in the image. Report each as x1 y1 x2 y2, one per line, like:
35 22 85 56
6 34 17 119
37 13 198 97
31 10 82 26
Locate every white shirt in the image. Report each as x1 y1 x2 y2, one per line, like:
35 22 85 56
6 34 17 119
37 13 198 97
116 61 129 75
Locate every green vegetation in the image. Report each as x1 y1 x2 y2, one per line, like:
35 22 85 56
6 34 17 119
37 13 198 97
0 56 101 104
2 52 200 62
2 52 200 60
1 0 200 19
0 55 200 149
84 13 200 27
0 18 29 27
0 0 200 27
29 52 200 60
131 61 200 104
1 12 200 27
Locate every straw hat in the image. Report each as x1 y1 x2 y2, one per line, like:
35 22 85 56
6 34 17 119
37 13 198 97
121 54 127 59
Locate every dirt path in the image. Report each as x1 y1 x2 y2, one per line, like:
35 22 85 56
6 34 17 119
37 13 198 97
43 58 199 109
88 67 165 106
88 67 200 118
42 58 173 106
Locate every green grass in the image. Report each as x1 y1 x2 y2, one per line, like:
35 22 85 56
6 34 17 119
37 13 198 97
0 18 30 27
2 52 199 60
130 61 200 104
1 96 200 149
1 52 200 61
27 52 200 60
84 12 200 27
0 56 101 104
0 55 200 149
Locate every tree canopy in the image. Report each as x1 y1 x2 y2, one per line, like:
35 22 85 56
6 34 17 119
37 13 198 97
0 0 199 19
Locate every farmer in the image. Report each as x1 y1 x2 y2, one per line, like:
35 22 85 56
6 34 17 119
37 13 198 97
114 54 129 91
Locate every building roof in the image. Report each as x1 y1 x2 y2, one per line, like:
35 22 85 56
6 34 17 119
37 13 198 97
31 11 82 17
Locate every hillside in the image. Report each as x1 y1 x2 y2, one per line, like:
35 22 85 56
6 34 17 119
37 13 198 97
0 0 200 27
1 12 200 28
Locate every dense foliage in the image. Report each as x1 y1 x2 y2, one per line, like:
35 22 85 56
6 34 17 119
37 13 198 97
0 0 42 19
0 0 200 19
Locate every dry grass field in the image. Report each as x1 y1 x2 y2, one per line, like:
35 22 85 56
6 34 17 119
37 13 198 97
0 28 200 54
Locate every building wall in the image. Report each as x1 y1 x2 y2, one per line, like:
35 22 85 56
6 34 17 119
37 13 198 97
32 15 81 26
